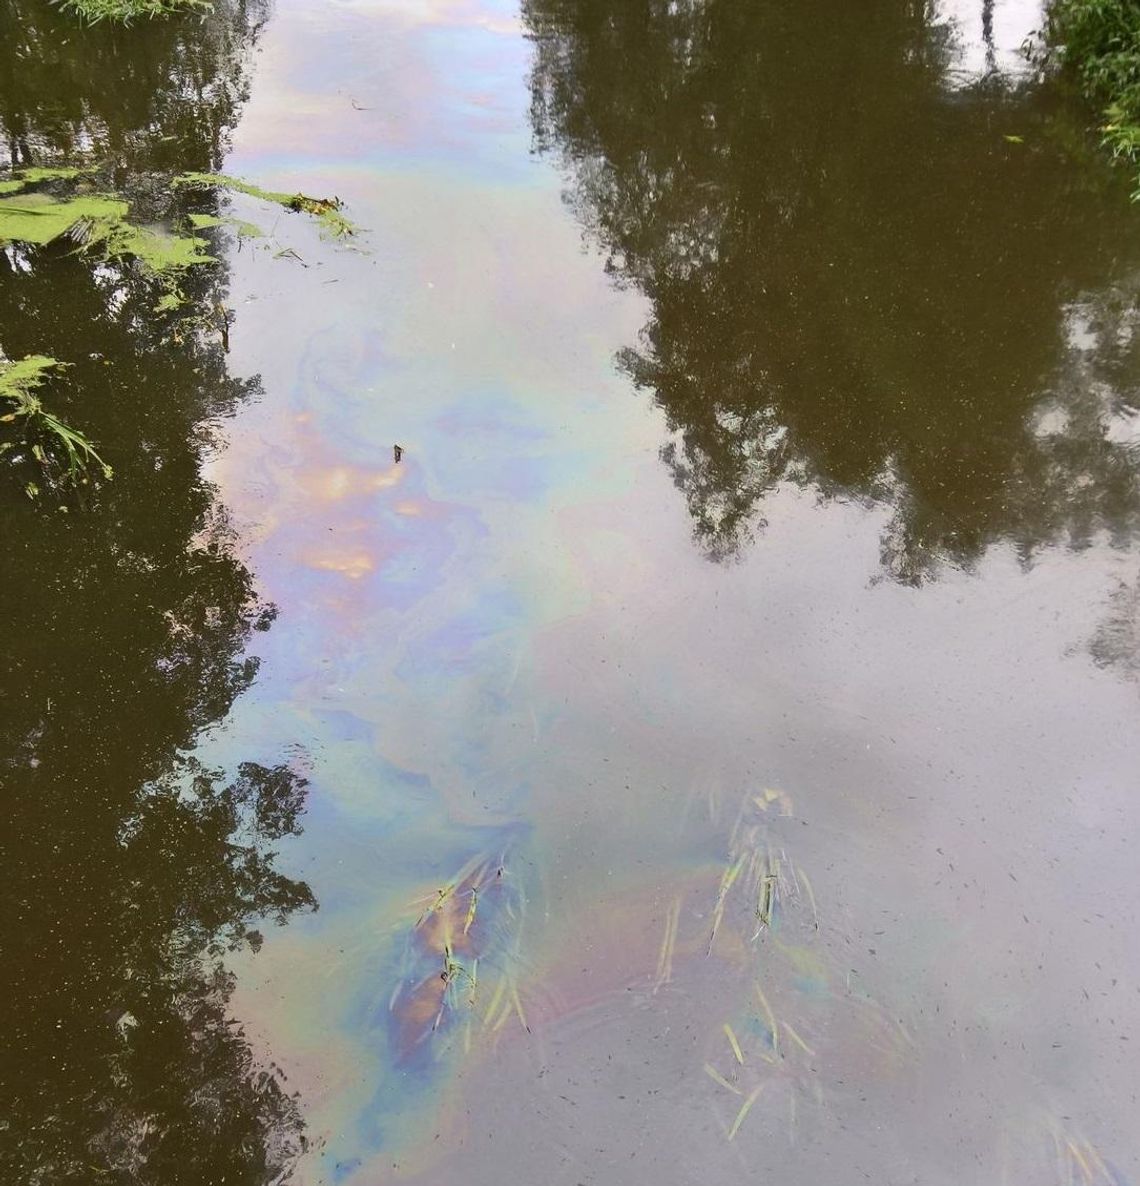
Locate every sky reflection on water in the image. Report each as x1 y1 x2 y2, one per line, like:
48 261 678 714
182 0 1140 1182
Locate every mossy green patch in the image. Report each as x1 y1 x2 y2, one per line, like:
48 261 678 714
0 191 212 273
0 192 130 247
16 166 95 184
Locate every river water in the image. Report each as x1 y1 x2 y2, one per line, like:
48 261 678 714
4 0 1140 1183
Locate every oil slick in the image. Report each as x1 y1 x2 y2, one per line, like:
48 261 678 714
386 846 530 1074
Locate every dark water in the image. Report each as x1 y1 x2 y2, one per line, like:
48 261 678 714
3 0 1140 1183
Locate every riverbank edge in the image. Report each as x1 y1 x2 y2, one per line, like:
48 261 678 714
1045 0 1140 196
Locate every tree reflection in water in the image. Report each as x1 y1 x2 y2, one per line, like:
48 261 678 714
0 2 317 1181
525 0 1140 581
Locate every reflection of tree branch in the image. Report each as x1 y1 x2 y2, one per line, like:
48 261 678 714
0 0 270 175
0 0 316 1180
982 0 996 72
525 0 1140 577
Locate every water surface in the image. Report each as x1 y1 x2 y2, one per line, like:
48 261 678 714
4 0 1140 1183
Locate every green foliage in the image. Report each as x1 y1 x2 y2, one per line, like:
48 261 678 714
175 171 359 238
0 186 214 273
0 355 111 494
55 0 210 24
1048 0 1140 196
0 168 355 280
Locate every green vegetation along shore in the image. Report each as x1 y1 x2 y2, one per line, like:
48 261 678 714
57 0 207 22
1048 0 1140 195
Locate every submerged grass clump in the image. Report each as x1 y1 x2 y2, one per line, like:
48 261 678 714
0 356 111 496
1047 0 1140 196
54 0 210 24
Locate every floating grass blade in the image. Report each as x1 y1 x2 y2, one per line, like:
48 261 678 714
483 978 508 1029
708 853 745 955
654 896 681 991
782 1021 816 1057
727 1084 764 1141
703 1063 742 1094
798 865 819 929
754 980 779 1057
723 1023 744 1065
492 990 515 1033
511 985 530 1033
174 172 360 238
757 871 776 929
1066 1140 1098 1185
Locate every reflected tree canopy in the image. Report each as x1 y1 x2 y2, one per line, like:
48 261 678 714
525 0 1140 578
0 2 317 1182
0 0 268 172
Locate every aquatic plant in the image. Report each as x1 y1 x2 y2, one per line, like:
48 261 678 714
174 171 360 238
526 0 1140 579
1046 0 1140 195
0 190 213 267
657 788 915 1145
54 0 210 24
0 168 357 287
0 354 111 494
0 172 213 278
389 850 529 1069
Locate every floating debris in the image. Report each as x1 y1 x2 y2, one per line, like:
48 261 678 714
653 896 680 992
174 172 360 238
707 853 745 954
0 167 359 288
782 1021 816 1057
703 1062 742 1094
723 1022 745 1065
390 847 529 1064
756 867 776 930
727 1084 764 1141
